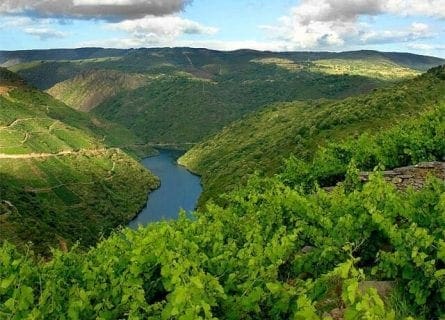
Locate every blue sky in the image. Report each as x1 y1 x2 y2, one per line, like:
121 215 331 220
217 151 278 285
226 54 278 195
1 0 444 58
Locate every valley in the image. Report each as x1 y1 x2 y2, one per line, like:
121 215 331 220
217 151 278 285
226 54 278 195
0 68 159 254
1 48 444 319
129 149 202 227
5 48 443 145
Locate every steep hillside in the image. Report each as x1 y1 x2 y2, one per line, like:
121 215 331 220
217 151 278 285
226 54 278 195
7 48 443 145
179 65 445 206
1 103 444 318
94 70 382 144
47 70 149 112
91 59 415 144
0 69 159 254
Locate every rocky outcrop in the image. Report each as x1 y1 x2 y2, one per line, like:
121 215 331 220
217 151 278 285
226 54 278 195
359 162 445 190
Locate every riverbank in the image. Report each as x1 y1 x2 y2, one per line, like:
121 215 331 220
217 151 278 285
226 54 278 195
129 149 202 227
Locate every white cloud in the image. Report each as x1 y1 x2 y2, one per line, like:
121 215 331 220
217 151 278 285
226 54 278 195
105 15 218 46
407 43 445 51
0 16 68 40
384 0 445 18
109 15 217 37
0 0 192 21
360 22 434 44
261 0 443 50
24 27 68 40
0 16 33 28
289 0 382 24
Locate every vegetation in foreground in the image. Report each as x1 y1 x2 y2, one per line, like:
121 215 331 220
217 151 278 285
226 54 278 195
179 65 445 206
1 102 444 319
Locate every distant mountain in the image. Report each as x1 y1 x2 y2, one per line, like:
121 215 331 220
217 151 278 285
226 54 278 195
2 47 443 71
0 47 126 67
179 65 445 206
0 68 158 254
7 48 442 145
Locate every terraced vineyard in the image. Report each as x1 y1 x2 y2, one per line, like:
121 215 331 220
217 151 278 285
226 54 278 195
0 69 159 254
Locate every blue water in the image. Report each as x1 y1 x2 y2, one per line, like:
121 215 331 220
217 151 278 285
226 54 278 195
129 149 202 228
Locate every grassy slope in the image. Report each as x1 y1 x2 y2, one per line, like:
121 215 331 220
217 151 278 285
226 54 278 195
46 69 149 112
92 64 382 144
179 66 445 206
8 49 443 145
0 69 159 254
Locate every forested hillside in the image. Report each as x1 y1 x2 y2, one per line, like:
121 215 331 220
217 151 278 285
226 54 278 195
47 70 149 112
180 65 445 206
6 48 443 145
1 89 444 319
0 69 159 254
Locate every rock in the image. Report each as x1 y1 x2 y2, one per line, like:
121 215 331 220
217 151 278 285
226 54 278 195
359 281 394 298
329 308 345 320
327 162 445 192
382 170 398 177
392 177 403 184
301 245 315 254
398 174 413 179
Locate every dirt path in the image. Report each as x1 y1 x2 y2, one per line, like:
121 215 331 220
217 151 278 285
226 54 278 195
0 148 114 160
0 117 50 130
48 121 60 132
0 86 12 95
183 52 194 68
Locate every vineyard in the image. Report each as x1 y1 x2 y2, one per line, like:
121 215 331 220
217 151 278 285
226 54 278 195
1 103 444 319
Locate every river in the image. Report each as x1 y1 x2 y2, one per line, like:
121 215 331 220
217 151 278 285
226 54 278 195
129 149 202 228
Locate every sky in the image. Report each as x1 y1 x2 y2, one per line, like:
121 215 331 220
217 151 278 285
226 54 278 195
0 0 444 58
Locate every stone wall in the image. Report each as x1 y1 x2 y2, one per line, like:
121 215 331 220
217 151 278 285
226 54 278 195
359 162 445 190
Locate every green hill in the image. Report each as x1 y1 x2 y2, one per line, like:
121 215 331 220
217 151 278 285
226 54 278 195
47 69 149 112
1 102 444 319
91 67 382 145
0 69 159 254
0 47 125 67
0 50 444 319
6 48 443 145
179 65 445 206
3 48 443 87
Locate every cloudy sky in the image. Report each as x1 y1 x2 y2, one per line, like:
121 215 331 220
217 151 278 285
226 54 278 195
1 0 444 57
